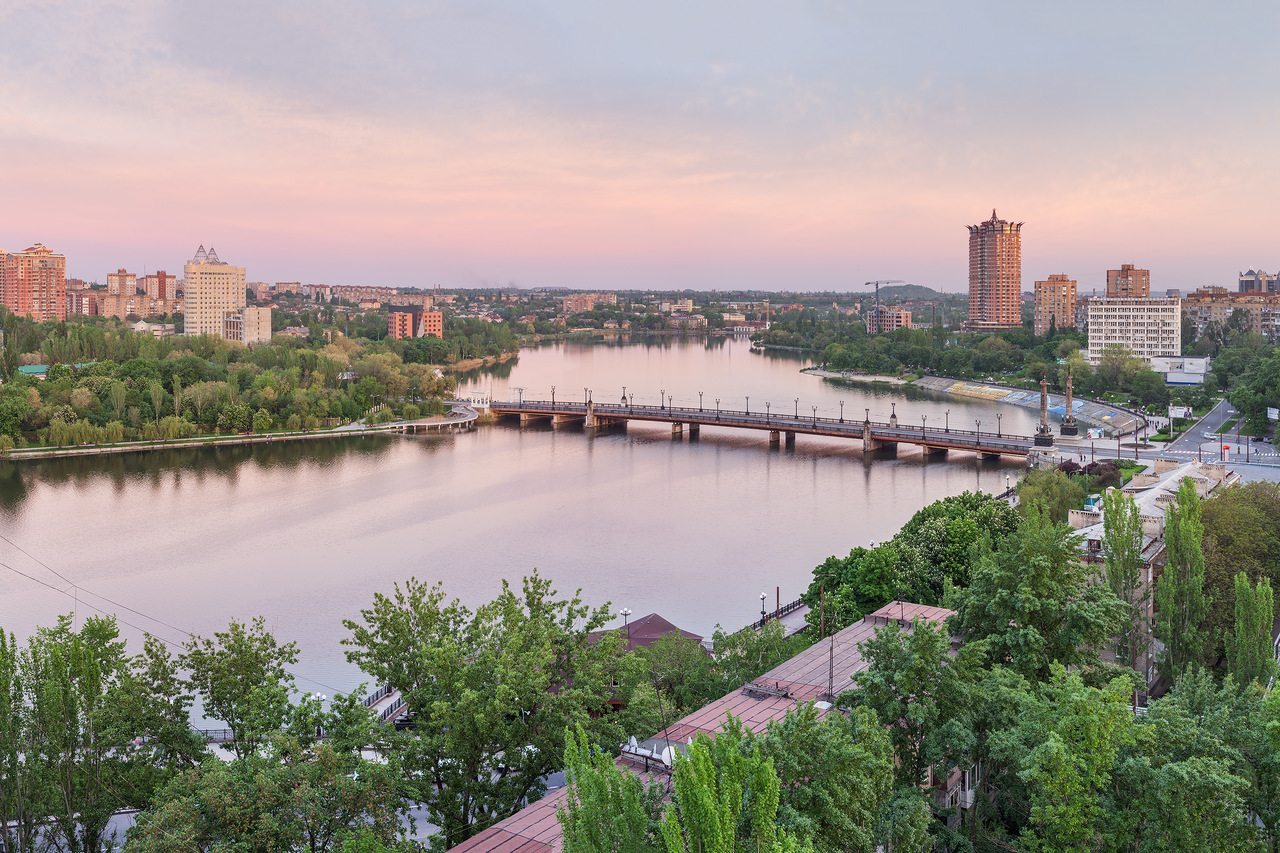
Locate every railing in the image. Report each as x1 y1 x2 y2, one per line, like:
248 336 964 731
379 696 406 722
746 597 805 632
493 400 1035 446
363 683 395 707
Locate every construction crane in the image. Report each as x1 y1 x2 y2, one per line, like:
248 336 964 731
863 280 904 333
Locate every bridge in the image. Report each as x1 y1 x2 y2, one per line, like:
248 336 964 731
491 399 1042 459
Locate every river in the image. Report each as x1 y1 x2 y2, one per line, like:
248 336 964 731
0 335 1037 699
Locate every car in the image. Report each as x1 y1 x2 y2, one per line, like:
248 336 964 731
1204 432 1215 439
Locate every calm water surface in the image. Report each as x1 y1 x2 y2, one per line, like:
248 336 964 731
0 337 1037 698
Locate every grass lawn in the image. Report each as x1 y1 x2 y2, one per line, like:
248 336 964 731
1217 419 1238 434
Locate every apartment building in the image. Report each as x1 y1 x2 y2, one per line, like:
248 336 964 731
183 245 246 338
1 243 66 321
1184 286 1280 341
966 209 1023 331
1033 274 1076 337
1106 264 1150 299
865 304 912 334
223 306 273 346
1086 297 1181 364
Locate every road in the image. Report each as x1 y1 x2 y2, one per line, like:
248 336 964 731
1160 398 1277 466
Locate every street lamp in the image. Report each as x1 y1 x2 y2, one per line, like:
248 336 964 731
794 398 799 418
699 391 704 411
839 401 844 423
746 396 750 414
922 414 927 439
812 405 817 425
945 408 950 432
716 398 720 418
760 592 767 623
975 419 981 435
584 386 588 404
996 412 1002 437
766 401 771 420
551 385 555 405
661 389 666 409
619 607 632 641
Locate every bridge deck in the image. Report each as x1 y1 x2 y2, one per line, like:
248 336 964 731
492 400 1037 457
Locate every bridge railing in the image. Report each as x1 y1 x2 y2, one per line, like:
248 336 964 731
495 400 1035 444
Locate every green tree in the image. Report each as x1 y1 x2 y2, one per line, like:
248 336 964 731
1226 572 1275 686
1201 481 1280 645
1015 468 1086 524
149 380 164 422
253 407 272 432
949 506 1124 683
109 380 127 421
1155 478 1213 681
558 724 665 853
181 616 299 761
993 667 1136 853
659 720 809 853
757 703 893 853
342 572 624 850
845 617 986 789
1102 489 1151 689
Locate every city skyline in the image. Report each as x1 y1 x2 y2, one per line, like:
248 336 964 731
4 3 1279 292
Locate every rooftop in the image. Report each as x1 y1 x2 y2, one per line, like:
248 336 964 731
450 600 954 853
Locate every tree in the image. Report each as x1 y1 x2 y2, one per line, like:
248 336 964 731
149 380 164 422
109 380 127 421
992 667 1136 853
1015 468 1086 524
1102 489 1151 689
558 724 664 853
1155 478 1212 681
948 506 1124 683
342 573 624 850
845 617 986 789
659 721 809 853
757 703 894 853
253 407 272 432
1201 481 1280 645
181 616 299 760
1226 573 1275 686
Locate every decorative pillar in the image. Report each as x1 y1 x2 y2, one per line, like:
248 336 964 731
1060 369 1078 436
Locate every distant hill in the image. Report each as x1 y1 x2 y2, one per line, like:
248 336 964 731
875 284 949 301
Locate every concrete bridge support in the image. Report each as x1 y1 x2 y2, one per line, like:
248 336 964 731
552 414 579 426
687 423 699 437
769 430 780 446
922 445 948 458
671 422 683 436
784 431 795 448
862 423 896 455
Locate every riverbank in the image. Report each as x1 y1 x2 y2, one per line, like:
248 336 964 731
2 408 478 462
805 367 1146 437
442 351 518 372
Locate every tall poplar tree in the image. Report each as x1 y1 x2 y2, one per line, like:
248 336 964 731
1227 573 1276 686
1155 478 1212 681
1102 489 1150 684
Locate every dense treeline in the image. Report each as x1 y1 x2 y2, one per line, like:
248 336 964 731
563 483 1280 853
0 311 456 446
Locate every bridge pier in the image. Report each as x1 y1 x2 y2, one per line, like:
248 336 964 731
980 451 1002 461
687 423 699 437
671 422 683 436
769 430 780 446
519 413 548 425
862 423 895 454
922 445 948 457
784 431 795 448
552 413 579 426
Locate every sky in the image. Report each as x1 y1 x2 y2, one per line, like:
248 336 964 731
2 1 1279 293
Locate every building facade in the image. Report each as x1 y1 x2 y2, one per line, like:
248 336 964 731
183 245 246 338
966 210 1023 331
107 269 137 296
223 306 272 346
1184 286 1280 341
1086 297 1181 364
1033 274 1077 337
1 244 66 322
1239 269 1278 293
1106 264 1151 299
865 304 912 334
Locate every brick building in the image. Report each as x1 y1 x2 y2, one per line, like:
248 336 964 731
1 244 66 322
1033 274 1077 337
966 210 1022 331
1107 264 1151 299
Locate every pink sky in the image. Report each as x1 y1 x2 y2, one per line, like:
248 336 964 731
3 2 1279 293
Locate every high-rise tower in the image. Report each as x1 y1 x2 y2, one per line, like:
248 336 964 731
183 244 246 339
967 209 1022 331
0 244 66 322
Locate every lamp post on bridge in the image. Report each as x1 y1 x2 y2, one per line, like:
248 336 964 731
584 387 588 405
812 405 817 425
621 386 626 406
661 389 665 409
794 398 799 418
716 398 720 419
551 386 555 406
699 391 704 412
975 419 981 436
945 408 950 433
865 407 870 424
760 592 767 624
996 412 1002 438
746 396 750 414
839 401 844 423
766 402 771 421
922 414 927 440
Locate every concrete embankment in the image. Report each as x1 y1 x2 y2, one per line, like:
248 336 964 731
808 368 1146 437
